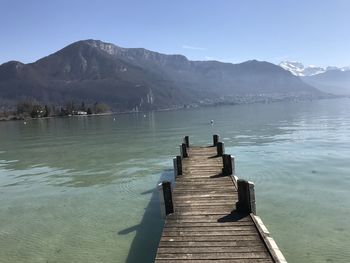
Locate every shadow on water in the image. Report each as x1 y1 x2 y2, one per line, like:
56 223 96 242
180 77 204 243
118 169 174 263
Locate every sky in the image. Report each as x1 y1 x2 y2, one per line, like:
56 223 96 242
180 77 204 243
0 0 349 67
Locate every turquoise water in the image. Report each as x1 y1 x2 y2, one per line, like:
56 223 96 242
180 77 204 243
0 98 349 262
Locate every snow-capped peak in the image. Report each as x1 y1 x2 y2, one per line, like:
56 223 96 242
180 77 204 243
279 61 325 76
279 61 350 77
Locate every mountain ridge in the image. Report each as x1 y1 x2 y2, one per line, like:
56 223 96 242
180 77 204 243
0 40 324 111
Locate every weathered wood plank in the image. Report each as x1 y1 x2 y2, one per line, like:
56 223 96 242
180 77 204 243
158 240 263 247
174 206 234 212
173 203 236 208
164 221 255 227
155 259 273 263
156 251 272 260
157 246 267 254
173 192 236 197
162 230 258 237
160 235 261 242
163 225 256 232
175 178 231 182
165 214 252 222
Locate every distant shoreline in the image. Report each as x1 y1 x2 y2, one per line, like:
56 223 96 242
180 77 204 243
1 95 348 123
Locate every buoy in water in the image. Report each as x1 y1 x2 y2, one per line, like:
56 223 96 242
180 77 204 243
210 120 214 125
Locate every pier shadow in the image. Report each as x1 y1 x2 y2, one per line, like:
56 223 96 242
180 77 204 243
210 172 225 178
217 210 248 223
118 169 173 263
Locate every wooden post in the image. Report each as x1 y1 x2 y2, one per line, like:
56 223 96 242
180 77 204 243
180 143 188 158
249 182 256 214
216 142 224 156
236 179 256 214
184 136 189 148
173 155 182 177
222 154 233 175
231 155 236 175
213 134 219 146
158 181 174 217
173 157 177 178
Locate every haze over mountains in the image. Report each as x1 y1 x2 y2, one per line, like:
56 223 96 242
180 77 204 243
280 61 350 95
0 40 328 111
303 70 350 95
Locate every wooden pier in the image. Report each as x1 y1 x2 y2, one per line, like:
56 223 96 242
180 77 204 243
155 135 286 263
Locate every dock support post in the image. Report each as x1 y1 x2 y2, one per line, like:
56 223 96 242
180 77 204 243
213 134 219 146
180 143 188 158
217 142 224 156
231 155 235 176
236 179 256 214
173 155 182 177
222 154 235 176
158 181 174 217
184 136 189 148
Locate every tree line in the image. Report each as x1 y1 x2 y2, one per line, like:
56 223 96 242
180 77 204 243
15 100 111 118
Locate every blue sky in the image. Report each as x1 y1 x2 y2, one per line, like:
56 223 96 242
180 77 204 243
1 0 349 66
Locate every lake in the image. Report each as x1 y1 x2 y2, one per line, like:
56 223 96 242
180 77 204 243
0 98 349 263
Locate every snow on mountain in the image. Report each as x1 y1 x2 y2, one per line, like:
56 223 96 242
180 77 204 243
279 61 350 77
279 61 325 76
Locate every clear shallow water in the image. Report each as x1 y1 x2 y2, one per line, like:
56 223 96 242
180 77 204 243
0 98 349 263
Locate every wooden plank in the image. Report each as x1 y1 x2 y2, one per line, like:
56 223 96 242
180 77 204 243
173 193 235 198
173 199 236 203
162 230 258 237
175 178 230 182
173 190 236 194
158 240 263 247
173 192 236 197
173 203 236 208
171 211 234 216
174 183 232 187
164 221 255 227
155 259 273 263
163 225 256 232
160 235 261 242
156 252 272 260
166 214 253 224
174 206 234 212
157 246 267 254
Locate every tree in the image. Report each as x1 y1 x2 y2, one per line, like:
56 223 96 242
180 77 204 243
93 103 110 114
44 105 50 117
80 101 86 112
30 104 43 118
66 101 75 115
17 100 44 118
17 100 35 115
87 108 92 115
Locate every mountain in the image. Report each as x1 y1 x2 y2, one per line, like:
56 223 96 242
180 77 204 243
0 40 323 111
280 61 350 77
279 61 326 76
302 70 350 95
